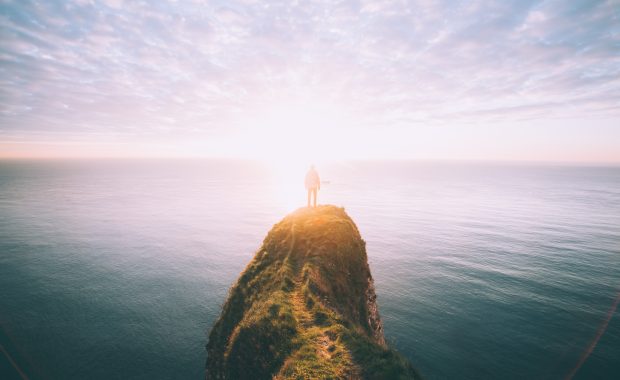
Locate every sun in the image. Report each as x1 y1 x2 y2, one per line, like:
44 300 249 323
233 97 353 210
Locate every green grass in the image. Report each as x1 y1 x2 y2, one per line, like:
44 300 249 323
206 205 419 379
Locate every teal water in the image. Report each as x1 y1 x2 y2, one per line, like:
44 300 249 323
1 160 619 379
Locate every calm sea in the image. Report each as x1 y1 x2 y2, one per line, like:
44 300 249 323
1 160 619 379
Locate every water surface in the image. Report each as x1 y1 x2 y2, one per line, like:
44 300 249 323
1 160 619 379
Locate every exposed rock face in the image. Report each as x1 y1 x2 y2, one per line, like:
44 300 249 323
205 205 417 380
365 275 386 347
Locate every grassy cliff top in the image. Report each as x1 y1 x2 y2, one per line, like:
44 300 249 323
206 205 418 379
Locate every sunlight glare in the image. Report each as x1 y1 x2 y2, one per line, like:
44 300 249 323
240 97 349 210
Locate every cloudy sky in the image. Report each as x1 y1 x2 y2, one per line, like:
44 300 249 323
1 0 619 161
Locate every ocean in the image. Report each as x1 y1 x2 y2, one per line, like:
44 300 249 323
1 159 618 379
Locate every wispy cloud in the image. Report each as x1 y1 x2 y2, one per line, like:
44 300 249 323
1 0 619 158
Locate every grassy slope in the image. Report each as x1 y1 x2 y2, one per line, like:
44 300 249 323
206 205 418 380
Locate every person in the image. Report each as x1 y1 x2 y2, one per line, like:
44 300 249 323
305 165 320 208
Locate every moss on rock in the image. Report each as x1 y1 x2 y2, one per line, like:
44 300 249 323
206 205 419 380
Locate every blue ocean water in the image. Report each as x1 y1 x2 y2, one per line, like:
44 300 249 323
0 160 619 379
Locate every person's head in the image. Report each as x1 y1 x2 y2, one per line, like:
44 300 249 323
310 164 315 170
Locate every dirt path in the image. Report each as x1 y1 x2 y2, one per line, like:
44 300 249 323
285 221 362 378
291 277 333 360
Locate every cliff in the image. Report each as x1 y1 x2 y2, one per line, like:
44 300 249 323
205 205 418 379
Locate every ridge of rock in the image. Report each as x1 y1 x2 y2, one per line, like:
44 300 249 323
206 205 418 379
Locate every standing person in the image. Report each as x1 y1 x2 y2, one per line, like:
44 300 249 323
305 165 320 208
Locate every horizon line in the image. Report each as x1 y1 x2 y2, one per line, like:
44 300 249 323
1 156 619 167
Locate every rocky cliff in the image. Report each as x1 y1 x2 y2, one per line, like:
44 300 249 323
205 205 418 379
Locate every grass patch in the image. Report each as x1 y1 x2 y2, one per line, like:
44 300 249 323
206 205 419 379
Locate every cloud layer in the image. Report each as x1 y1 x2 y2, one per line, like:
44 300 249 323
1 0 619 158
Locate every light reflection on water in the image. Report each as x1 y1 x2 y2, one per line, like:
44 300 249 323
0 160 619 379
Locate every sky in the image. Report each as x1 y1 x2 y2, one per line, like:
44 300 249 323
1 0 619 162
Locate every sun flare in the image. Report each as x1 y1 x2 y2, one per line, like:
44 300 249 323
234 97 350 210
236 96 357 164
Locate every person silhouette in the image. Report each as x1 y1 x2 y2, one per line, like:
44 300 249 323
305 165 320 208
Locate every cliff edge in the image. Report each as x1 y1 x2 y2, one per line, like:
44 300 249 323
205 205 418 379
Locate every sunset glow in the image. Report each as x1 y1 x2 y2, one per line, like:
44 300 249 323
1 1 619 162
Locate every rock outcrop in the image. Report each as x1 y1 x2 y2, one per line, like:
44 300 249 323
205 205 418 379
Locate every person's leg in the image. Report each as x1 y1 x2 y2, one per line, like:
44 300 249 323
312 188 317 207
307 189 311 207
